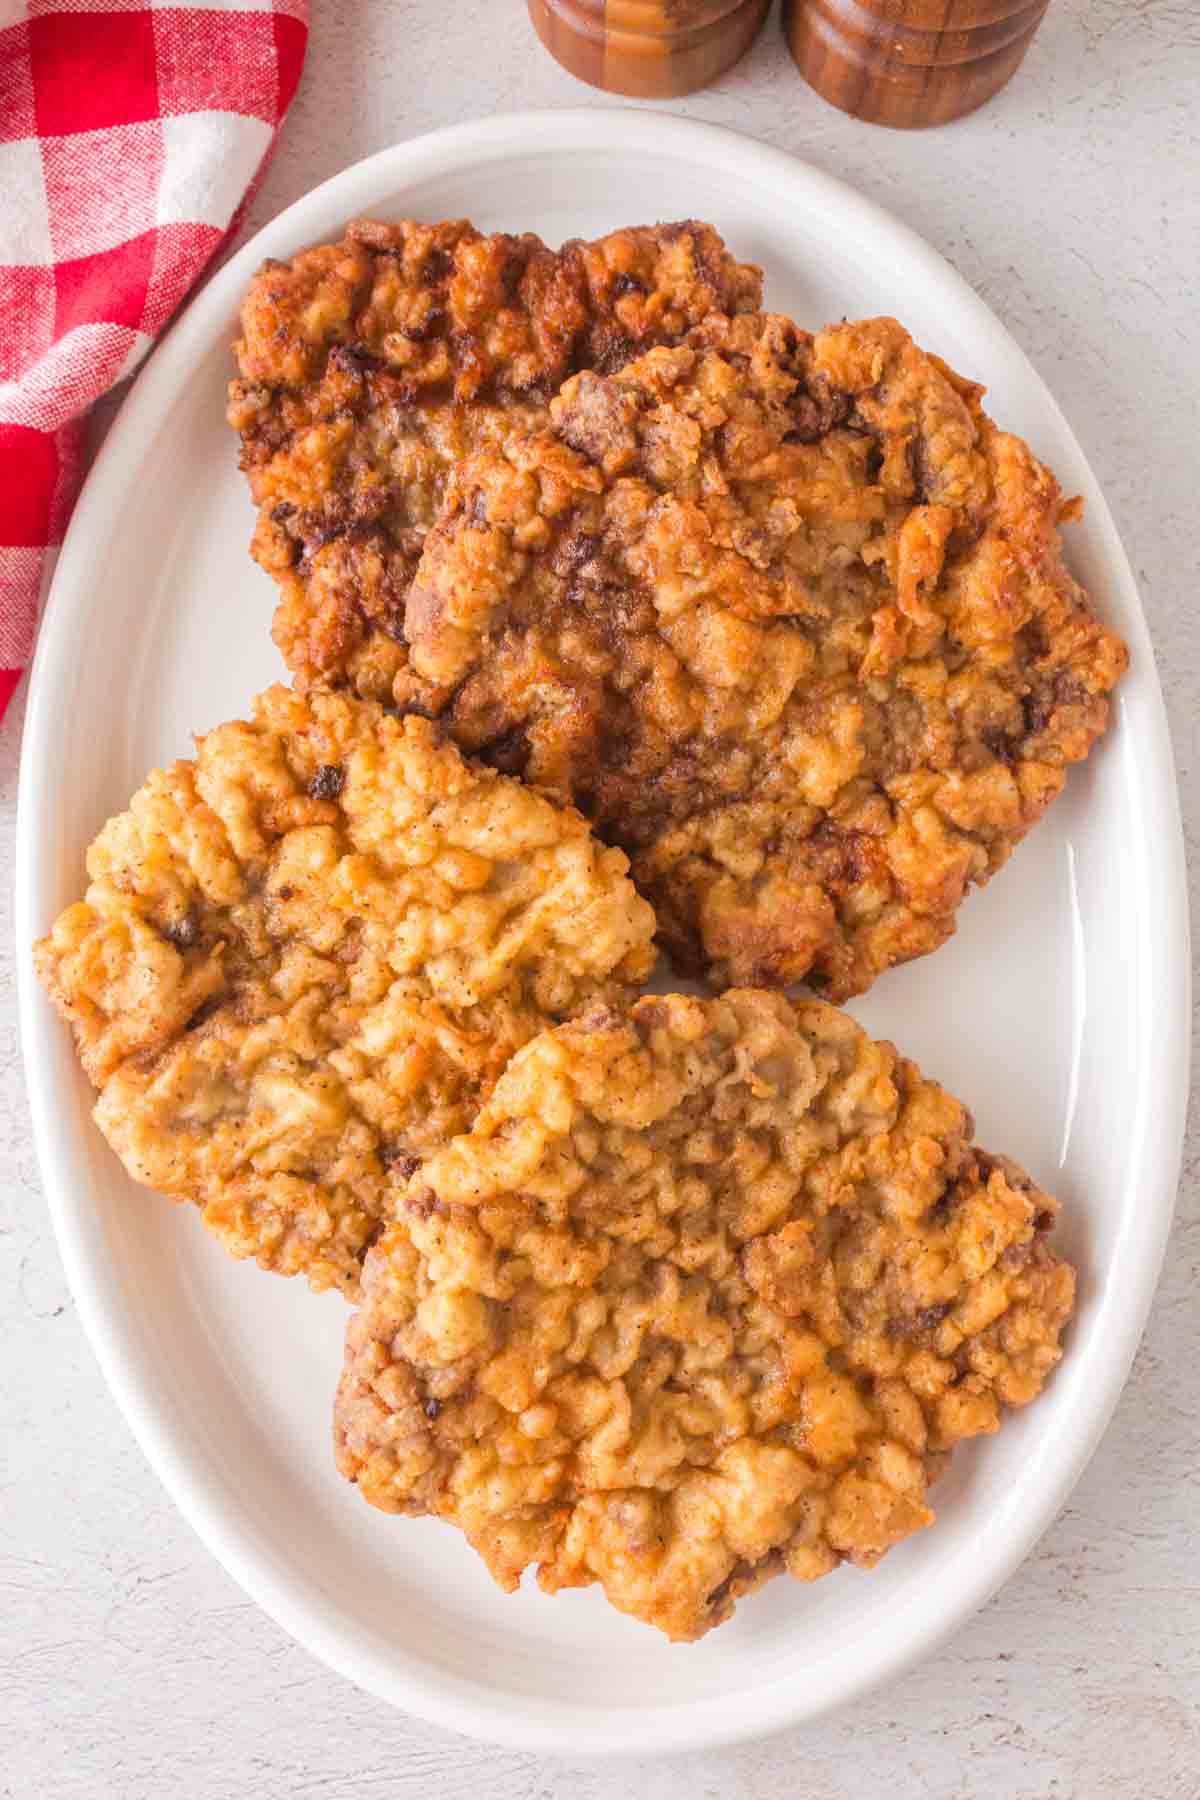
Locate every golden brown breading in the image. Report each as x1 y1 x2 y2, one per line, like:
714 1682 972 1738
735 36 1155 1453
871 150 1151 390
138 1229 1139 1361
227 217 762 701
34 687 655 1294
335 990 1073 1640
402 311 1128 1000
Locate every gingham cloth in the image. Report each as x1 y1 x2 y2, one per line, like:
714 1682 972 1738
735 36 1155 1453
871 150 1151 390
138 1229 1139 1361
0 0 308 722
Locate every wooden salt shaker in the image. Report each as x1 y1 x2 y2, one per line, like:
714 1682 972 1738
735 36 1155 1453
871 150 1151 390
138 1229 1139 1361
528 0 770 99
782 0 1050 128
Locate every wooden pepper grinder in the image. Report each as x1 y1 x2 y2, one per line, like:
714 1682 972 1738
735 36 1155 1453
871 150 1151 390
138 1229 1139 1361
528 0 770 99
782 0 1050 128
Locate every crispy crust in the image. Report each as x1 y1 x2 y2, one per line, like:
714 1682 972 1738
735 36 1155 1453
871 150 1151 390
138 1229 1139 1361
227 217 762 700
335 990 1074 1640
402 311 1128 999
34 687 655 1293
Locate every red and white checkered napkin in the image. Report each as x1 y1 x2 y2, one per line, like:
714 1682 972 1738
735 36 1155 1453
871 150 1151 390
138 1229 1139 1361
0 0 308 723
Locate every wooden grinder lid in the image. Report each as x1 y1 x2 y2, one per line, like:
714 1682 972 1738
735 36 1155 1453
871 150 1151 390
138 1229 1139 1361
781 0 1051 128
528 0 771 99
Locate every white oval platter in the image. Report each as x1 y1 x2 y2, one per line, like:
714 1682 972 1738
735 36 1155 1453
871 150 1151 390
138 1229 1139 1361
15 110 1189 1755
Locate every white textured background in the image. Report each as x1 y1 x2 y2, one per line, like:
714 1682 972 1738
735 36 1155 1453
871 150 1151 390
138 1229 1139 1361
3 1 1198 1793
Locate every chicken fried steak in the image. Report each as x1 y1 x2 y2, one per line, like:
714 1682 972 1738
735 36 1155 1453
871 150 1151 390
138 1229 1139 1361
228 217 761 702
335 989 1074 1640
35 687 655 1294
403 311 1128 999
